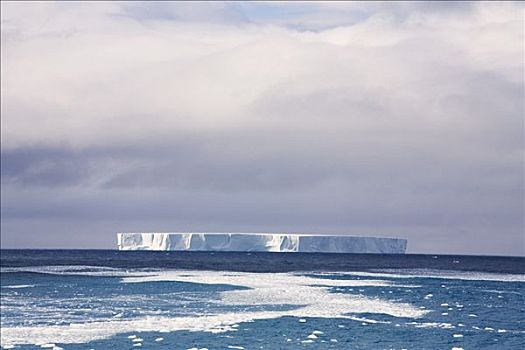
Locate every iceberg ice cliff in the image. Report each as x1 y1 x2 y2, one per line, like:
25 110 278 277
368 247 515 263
117 233 407 254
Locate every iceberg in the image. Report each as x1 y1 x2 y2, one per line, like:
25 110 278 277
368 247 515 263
117 233 407 254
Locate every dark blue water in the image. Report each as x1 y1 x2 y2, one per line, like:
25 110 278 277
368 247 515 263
1 250 524 349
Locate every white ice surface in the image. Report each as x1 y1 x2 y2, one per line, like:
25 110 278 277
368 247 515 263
117 233 407 254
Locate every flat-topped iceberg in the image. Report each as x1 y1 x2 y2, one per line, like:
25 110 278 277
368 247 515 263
117 233 407 254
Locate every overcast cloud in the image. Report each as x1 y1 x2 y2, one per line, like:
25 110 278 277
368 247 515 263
1 1 523 255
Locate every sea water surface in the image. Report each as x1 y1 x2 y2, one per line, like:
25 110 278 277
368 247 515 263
1 250 524 349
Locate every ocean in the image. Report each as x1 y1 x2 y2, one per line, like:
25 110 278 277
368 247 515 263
1 250 524 349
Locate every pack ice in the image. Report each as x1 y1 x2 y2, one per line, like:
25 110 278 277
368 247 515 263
117 233 407 254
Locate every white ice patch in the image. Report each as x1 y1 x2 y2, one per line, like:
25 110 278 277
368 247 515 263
327 269 525 282
406 322 455 329
346 316 392 324
0 269 426 347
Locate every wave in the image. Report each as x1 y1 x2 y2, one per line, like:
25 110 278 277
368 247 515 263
1 284 35 289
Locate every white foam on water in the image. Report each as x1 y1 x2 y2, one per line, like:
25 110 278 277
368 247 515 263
2 285 35 289
1 268 427 347
482 289 521 295
227 346 244 349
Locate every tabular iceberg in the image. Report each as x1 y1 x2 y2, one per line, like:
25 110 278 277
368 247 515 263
117 233 407 254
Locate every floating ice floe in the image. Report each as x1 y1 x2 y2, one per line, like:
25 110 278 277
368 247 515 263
0 269 427 347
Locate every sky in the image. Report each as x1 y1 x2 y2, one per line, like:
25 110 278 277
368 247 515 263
1 1 524 255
